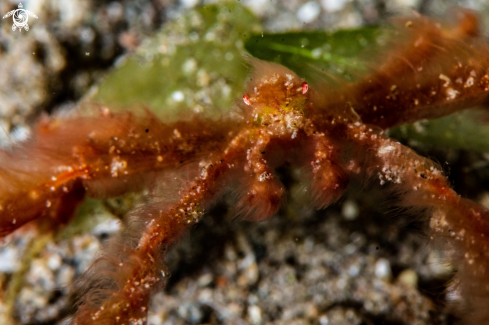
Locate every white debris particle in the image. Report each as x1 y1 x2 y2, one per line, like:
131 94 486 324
341 199 359 220
297 1 321 23
91 218 121 236
205 31 215 41
320 315 329 325
80 27 95 44
221 84 231 98
243 0 274 15
197 273 213 287
0 246 20 272
47 252 62 271
439 74 451 87
446 88 459 100
375 258 392 280
147 312 164 325
348 264 360 277
398 269 418 287
106 2 123 20
180 0 199 8
110 158 127 177
182 58 197 74
377 144 395 156
225 52 234 61
321 0 349 12
172 90 185 102
248 305 262 324
311 48 322 58
387 0 421 10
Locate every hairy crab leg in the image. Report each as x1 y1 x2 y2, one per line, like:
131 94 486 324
236 128 285 221
311 10 489 130
72 125 278 324
345 123 489 324
0 111 234 236
352 9 489 128
307 131 349 209
74 158 231 324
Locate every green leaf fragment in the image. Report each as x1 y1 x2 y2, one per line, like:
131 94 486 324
389 109 489 153
92 3 261 119
244 27 381 81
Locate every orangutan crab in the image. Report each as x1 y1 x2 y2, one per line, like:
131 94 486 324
2 9 489 325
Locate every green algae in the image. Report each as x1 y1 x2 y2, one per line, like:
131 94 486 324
92 3 260 120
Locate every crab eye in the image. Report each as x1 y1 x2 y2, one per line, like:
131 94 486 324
302 82 309 94
243 95 251 106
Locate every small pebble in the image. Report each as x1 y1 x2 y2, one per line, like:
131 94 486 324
248 305 262 324
398 269 418 287
342 200 359 220
297 1 321 23
321 0 349 12
375 258 392 281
